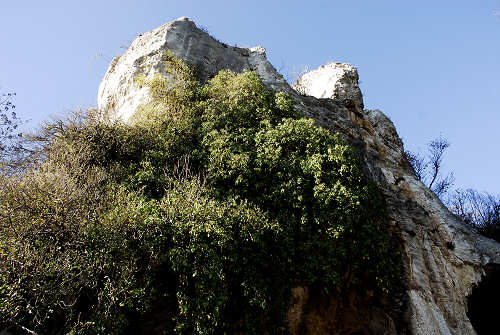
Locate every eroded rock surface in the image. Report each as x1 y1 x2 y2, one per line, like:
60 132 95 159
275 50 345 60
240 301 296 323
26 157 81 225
98 17 500 334
98 17 290 121
294 62 364 114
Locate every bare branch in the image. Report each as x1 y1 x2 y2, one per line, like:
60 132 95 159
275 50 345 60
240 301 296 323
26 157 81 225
404 150 427 181
405 136 454 199
427 137 450 190
431 172 455 197
447 189 500 241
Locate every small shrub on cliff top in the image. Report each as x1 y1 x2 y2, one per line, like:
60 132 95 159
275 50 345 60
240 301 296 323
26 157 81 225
0 54 401 334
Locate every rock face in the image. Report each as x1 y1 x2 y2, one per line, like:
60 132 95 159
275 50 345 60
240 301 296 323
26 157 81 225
98 17 500 334
98 17 290 121
293 62 364 113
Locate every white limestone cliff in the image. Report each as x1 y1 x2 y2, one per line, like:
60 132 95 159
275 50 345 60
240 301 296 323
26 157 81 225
98 17 500 334
98 17 290 121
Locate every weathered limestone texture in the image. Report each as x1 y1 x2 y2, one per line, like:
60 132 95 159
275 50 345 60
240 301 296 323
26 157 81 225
294 62 364 113
98 17 290 121
99 17 500 334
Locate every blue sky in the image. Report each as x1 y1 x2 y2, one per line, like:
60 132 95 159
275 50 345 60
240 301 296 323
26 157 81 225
1 0 499 193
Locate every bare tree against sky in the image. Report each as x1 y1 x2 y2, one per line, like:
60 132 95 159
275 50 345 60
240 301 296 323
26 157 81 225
0 92 20 155
405 136 454 198
448 189 500 242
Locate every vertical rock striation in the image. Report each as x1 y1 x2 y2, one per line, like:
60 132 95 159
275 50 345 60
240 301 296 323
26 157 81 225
98 17 500 334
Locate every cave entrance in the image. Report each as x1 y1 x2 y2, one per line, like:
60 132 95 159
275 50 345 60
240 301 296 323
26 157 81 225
467 265 500 335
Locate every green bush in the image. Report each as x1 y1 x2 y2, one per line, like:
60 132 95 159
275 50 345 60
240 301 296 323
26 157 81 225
0 54 401 334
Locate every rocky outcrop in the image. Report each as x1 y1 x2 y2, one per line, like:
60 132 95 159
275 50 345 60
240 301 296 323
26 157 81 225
98 17 290 121
294 62 364 114
98 17 500 334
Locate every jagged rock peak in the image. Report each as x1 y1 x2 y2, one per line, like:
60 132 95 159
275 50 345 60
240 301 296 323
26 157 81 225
294 62 364 113
98 16 289 121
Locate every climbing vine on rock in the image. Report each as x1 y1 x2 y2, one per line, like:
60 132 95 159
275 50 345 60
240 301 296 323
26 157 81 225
0 53 402 334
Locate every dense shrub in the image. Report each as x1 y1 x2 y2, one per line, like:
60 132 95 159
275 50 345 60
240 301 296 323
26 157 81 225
0 54 401 334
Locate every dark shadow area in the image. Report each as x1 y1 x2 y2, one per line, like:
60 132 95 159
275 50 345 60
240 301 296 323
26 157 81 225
467 265 500 335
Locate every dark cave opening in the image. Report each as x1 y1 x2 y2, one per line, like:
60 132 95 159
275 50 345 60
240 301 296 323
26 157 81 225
466 265 500 335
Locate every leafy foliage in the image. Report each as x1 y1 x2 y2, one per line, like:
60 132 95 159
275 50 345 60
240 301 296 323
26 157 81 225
0 55 401 334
